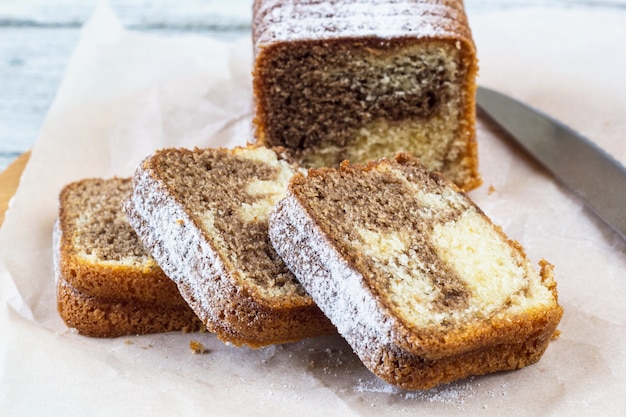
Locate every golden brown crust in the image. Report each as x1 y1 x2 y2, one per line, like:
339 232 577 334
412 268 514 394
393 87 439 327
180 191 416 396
364 316 560 390
57 256 189 307
456 40 481 191
183 275 337 348
56 278 202 338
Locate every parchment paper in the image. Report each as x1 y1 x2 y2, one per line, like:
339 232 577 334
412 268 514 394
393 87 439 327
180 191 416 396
1 2 625 416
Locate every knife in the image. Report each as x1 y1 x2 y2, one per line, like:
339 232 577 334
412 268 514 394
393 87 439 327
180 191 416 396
476 86 626 241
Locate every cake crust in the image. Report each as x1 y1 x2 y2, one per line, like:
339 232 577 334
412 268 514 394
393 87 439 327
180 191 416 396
269 154 562 389
56 278 203 338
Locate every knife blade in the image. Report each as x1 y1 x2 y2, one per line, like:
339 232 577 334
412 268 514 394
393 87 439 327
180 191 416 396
476 86 626 241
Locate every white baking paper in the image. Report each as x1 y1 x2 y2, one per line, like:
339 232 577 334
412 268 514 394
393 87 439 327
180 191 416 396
1 2 626 416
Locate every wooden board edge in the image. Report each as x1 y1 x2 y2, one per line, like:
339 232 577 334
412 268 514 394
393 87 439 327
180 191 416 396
0 152 31 227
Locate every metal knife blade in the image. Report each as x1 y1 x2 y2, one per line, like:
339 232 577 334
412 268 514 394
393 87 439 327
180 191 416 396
476 86 626 241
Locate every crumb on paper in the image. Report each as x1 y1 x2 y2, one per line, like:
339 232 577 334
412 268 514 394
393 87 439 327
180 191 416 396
551 329 562 340
488 185 496 195
124 339 134 345
190 340 209 354
175 219 185 226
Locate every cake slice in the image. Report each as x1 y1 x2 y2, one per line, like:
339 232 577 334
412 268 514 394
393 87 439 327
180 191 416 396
252 0 480 190
54 177 202 337
124 145 335 348
268 154 563 389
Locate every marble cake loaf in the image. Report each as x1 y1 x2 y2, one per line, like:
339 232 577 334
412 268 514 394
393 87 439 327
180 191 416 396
54 177 202 337
268 154 563 390
252 0 480 190
124 145 335 348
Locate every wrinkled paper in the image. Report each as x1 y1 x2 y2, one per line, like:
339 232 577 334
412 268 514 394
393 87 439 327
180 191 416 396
1 2 626 416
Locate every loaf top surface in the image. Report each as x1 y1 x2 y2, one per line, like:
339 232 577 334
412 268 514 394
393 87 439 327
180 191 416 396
253 0 474 49
274 154 562 355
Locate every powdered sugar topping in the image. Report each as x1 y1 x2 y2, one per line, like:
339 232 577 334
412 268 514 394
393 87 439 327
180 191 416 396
254 0 469 48
126 162 228 329
268 194 398 348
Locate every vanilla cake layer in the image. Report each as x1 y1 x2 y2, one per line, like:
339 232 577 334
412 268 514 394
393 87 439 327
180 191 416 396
125 145 335 348
269 154 563 389
253 0 480 190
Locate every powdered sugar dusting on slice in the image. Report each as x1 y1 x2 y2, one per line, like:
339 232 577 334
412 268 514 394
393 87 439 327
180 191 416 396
268 193 398 349
254 0 469 48
52 219 62 284
125 159 230 331
125 148 335 347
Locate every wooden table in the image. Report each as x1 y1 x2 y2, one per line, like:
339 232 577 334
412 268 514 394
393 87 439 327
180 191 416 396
0 152 29 227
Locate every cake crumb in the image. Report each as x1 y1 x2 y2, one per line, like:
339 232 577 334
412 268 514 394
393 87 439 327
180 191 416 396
487 185 496 195
190 340 209 354
124 339 134 345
